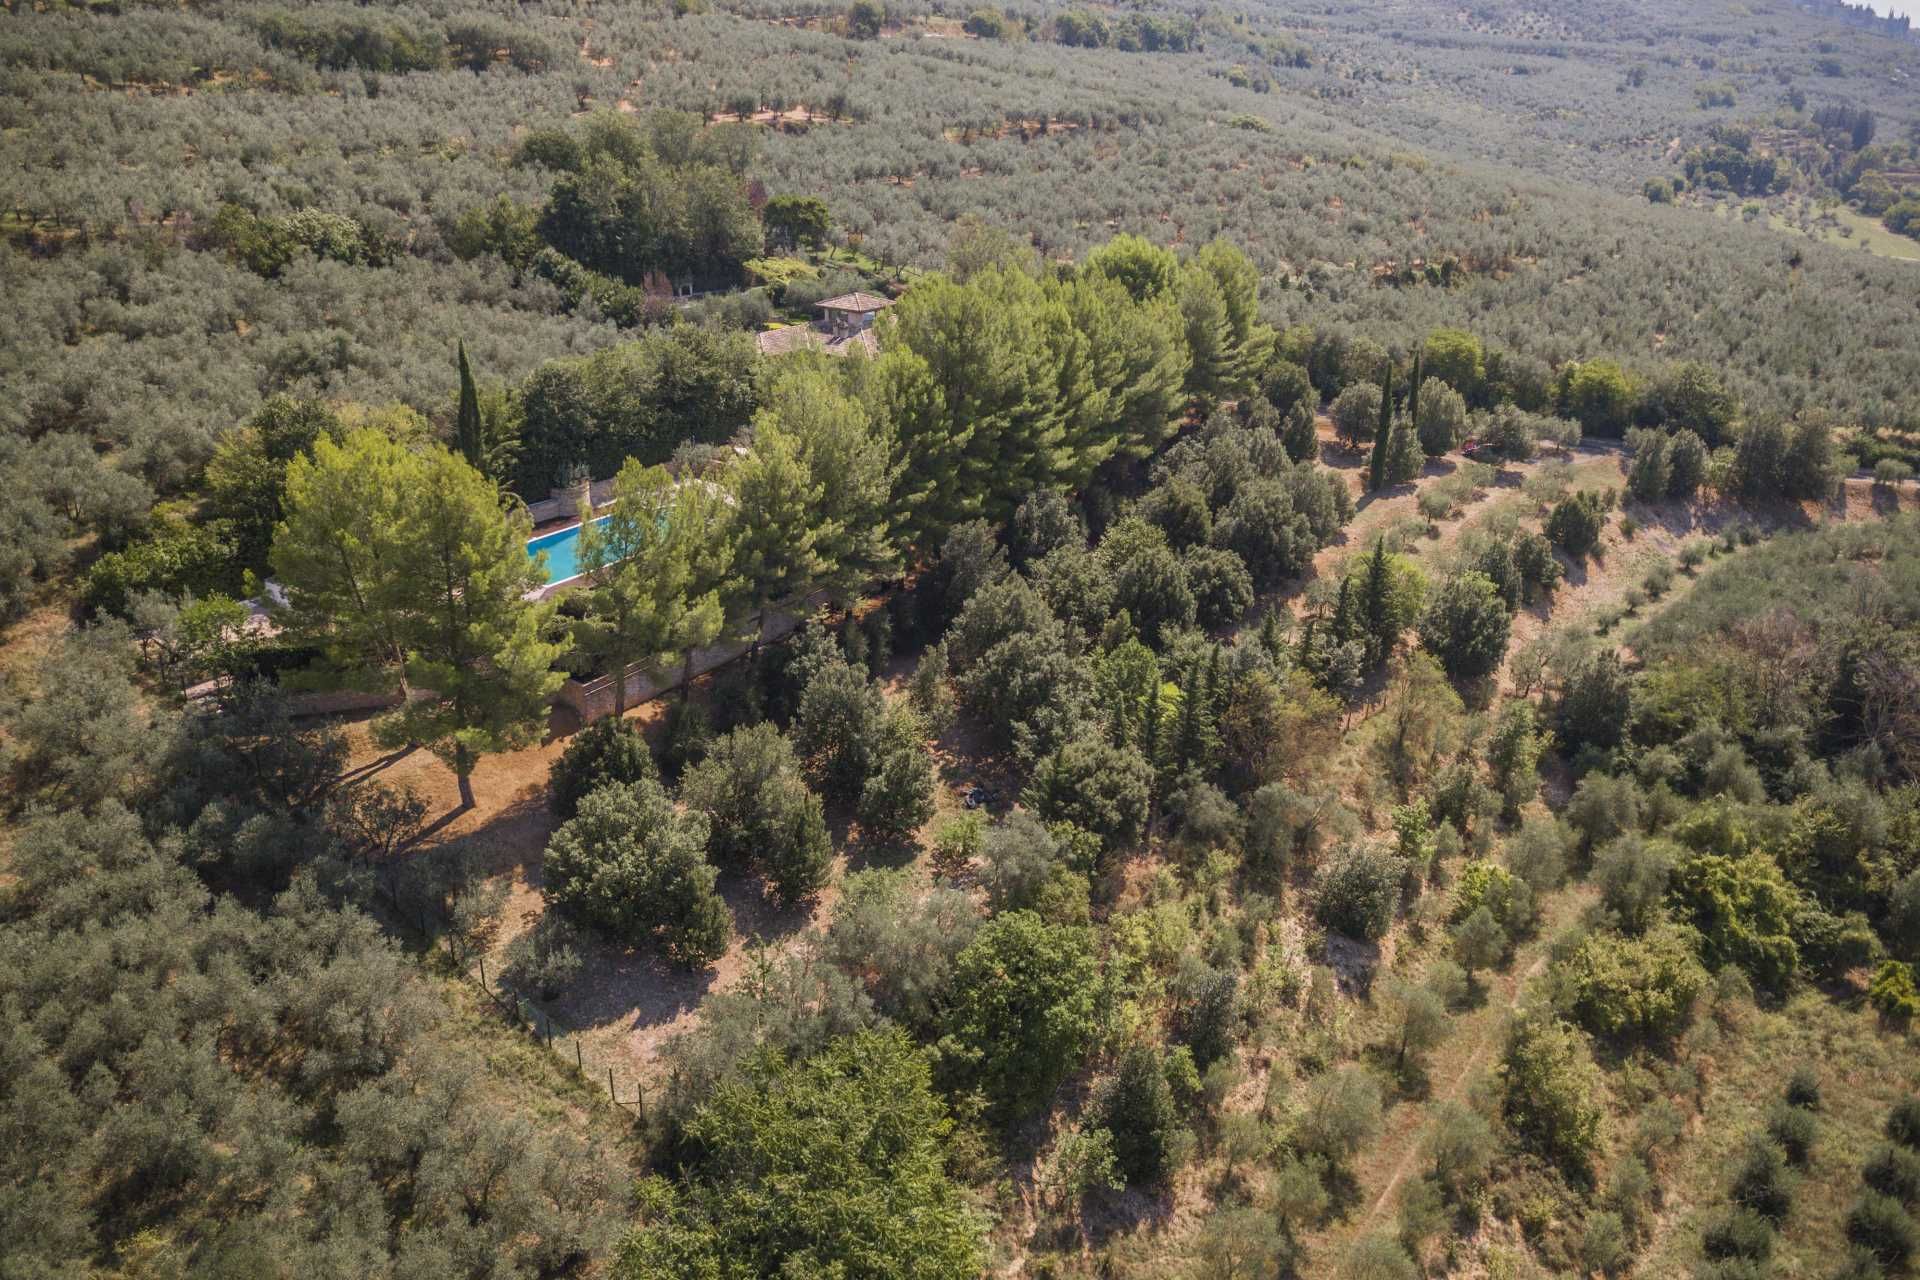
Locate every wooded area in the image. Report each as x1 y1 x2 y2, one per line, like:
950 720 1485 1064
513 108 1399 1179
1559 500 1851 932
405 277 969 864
5 1 1920 1278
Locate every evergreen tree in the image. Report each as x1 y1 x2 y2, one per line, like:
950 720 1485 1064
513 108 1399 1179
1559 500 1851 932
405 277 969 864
667 475 736 701
1330 575 1357 649
1173 656 1219 777
759 367 899 600
573 461 692 716
730 426 829 645
456 339 483 472
1386 418 1425 485
378 446 566 808
1361 539 1395 667
271 429 417 699
1407 352 1423 449
1259 608 1286 661
1369 361 1394 493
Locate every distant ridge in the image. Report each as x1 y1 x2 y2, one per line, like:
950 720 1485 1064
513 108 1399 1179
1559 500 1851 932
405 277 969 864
1810 0 1916 38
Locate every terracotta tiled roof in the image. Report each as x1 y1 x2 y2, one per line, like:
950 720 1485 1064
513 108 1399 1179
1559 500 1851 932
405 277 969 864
756 325 881 357
815 291 893 312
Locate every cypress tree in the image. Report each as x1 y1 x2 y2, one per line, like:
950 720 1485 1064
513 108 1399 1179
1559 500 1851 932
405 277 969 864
456 339 484 473
1361 538 1394 668
1407 352 1423 443
1143 670 1164 766
1176 659 1201 766
1368 360 1394 493
1174 657 1217 776
1258 608 1284 661
1329 575 1356 648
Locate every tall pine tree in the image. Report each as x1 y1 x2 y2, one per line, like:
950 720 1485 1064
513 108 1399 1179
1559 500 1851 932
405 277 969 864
379 446 563 808
1368 360 1394 493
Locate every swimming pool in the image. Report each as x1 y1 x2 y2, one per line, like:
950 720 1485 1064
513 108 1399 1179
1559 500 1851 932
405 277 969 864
527 515 611 586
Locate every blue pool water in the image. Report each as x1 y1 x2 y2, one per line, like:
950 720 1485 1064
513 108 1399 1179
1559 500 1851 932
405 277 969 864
527 515 611 586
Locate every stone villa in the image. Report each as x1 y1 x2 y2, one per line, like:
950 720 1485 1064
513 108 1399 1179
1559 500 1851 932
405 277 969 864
755 290 893 357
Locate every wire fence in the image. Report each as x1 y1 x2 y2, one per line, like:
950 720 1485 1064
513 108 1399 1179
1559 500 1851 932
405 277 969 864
437 924 651 1122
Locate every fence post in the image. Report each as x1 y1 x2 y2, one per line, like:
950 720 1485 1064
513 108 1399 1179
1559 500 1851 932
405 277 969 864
576 1040 584 1073
478 955 487 991
608 1067 616 1104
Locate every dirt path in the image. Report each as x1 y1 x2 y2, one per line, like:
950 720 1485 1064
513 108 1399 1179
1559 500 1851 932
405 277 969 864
1313 883 1597 1259
1290 425 1626 607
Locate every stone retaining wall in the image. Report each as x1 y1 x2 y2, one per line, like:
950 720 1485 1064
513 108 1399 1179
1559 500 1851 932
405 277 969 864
555 592 831 724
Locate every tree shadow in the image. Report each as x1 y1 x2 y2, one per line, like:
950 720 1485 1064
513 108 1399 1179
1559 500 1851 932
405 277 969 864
1080 1183 1178 1247
714 866 819 945
929 706 1022 819
428 787 553 877
547 932 720 1043
1322 1162 1366 1219
1361 1044 1434 1102
336 744 414 786
1323 932 1381 998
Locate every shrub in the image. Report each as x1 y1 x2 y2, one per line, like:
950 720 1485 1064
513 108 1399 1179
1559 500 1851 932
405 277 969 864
1785 1065 1823 1112
550 715 656 823
941 911 1098 1119
1546 491 1608 559
1869 960 1920 1021
543 778 731 967
681 722 833 906
628 1027 984 1278
1848 1192 1919 1269
1580 1210 1630 1276
1702 1207 1775 1261
1670 853 1802 992
1864 1143 1920 1205
979 811 1066 913
1100 1043 1182 1187
1732 1137 1796 1222
1765 1100 1819 1167
500 913 584 1001
1500 1014 1604 1175
820 868 978 1030
930 812 983 882
1557 925 1707 1045
1315 843 1405 939
1890 1098 1920 1151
